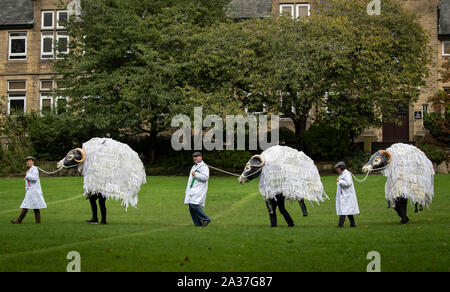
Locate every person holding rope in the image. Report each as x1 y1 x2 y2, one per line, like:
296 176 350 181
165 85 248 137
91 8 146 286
11 156 47 224
185 152 211 227
335 161 359 228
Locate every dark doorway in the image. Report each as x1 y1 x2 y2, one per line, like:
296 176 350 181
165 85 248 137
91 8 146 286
382 106 410 142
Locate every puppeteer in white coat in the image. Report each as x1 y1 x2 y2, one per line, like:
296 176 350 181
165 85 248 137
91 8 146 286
11 157 47 224
184 152 211 227
335 161 359 227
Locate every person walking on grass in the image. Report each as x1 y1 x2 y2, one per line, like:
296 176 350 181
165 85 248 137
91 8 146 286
185 152 211 227
11 156 47 224
335 161 359 228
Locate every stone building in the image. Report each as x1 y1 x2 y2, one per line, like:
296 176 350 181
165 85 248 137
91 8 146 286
228 0 450 144
0 0 75 121
0 0 449 144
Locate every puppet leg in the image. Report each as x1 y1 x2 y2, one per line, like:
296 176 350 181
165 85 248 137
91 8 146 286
400 198 409 224
266 200 277 227
86 194 99 224
34 209 41 224
393 198 402 219
276 194 294 227
299 199 308 217
11 208 28 224
98 195 107 224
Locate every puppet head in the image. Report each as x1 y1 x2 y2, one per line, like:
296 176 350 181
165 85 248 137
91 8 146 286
57 148 86 169
362 150 392 172
238 155 265 184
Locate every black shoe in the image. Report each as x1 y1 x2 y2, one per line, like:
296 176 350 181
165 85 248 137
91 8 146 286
400 217 410 224
201 220 210 227
100 221 107 225
288 224 294 227
85 218 98 224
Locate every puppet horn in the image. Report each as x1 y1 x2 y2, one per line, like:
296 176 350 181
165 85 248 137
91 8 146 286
250 154 265 167
74 148 86 163
379 150 392 164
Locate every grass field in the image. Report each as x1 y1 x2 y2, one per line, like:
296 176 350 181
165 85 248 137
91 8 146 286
0 174 448 272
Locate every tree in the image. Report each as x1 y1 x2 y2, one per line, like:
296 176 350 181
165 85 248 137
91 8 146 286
424 58 450 145
317 0 432 142
54 0 231 161
200 0 432 148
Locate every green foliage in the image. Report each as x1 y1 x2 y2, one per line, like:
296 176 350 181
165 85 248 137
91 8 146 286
303 122 350 161
54 0 232 141
343 150 371 174
417 143 447 163
423 112 450 145
27 113 75 161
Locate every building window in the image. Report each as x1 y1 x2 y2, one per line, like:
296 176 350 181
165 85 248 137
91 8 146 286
40 80 53 91
56 32 69 58
8 94 26 115
280 4 294 19
55 97 68 114
9 32 27 60
57 10 68 29
296 4 310 19
8 80 26 91
41 32 54 59
40 93 53 115
42 11 54 29
443 41 450 56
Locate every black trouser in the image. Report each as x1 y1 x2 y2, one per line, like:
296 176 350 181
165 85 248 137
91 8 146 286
266 194 294 227
299 199 308 216
393 197 409 224
89 193 107 223
338 215 356 227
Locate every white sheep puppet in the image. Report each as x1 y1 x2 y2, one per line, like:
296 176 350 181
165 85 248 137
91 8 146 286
237 145 328 227
57 137 147 209
362 143 434 224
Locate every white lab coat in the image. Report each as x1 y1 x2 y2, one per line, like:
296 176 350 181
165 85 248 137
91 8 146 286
336 169 359 215
184 161 209 207
20 166 47 209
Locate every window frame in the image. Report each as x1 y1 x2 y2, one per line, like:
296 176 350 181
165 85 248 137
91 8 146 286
280 4 295 19
55 96 68 114
8 80 27 91
40 80 53 91
56 31 69 58
296 3 311 19
41 10 55 30
8 94 26 115
8 32 27 60
41 32 55 59
443 41 450 57
56 10 68 29
40 93 53 115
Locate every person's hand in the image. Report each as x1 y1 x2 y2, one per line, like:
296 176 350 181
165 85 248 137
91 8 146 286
191 171 196 176
336 177 340 182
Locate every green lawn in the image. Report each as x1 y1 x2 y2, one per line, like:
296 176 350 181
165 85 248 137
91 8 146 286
0 174 448 272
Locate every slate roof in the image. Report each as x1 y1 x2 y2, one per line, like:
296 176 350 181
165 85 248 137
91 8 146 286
226 0 272 19
0 0 34 29
438 0 450 39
